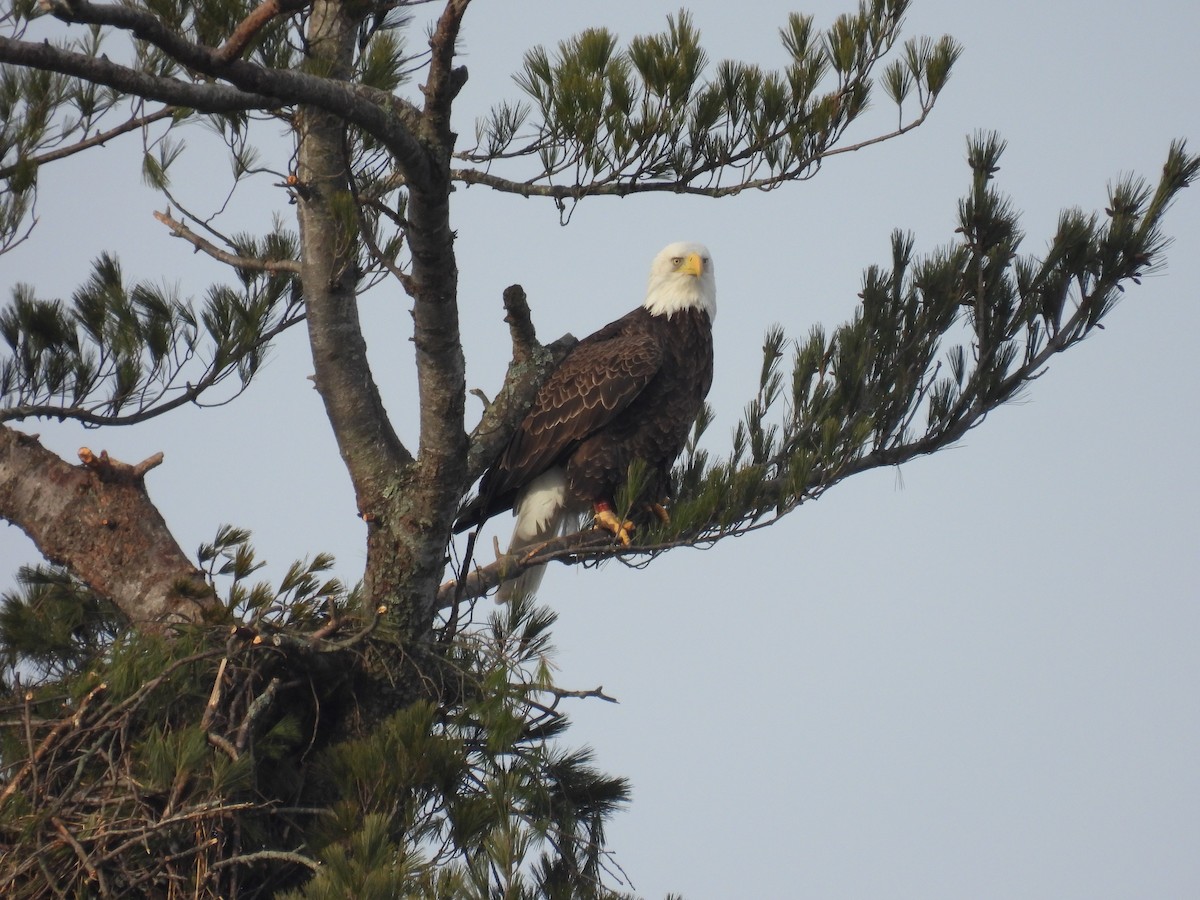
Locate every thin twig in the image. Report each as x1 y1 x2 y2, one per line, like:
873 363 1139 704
209 849 320 872
530 684 618 704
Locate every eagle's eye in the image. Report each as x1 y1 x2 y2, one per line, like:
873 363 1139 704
671 257 683 266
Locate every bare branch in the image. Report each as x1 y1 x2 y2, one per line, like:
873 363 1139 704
78 446 165 481
153 209 301 275
209 849 321 873
502 284 537 365
0 682 106 812
51 816 112 897
525 683 619 704
295 0 415 526
423 0 471 128
439 529 614 608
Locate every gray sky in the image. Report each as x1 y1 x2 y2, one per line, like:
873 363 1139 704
2 1 1198 897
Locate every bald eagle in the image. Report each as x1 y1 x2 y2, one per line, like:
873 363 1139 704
455 242 716 601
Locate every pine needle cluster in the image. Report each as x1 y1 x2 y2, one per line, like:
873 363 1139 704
0 246 302 425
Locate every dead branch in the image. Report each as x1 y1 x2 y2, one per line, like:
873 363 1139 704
439 528 614 608
464 330 576 485
235 677 280 753
207 731 239 760
153 209 301 275
200 656 230 730
0 427 217 628
502 284 537 365
533 684 618 704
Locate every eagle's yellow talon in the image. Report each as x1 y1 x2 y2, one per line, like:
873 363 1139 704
647 502 670 525
594 508 635 546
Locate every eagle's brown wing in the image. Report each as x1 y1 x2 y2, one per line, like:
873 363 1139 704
486 318 664 502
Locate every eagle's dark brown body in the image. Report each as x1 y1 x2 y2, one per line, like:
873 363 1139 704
456 304 714 531
455 240 716 601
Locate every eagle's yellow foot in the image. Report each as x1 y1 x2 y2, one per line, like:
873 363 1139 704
593 506 635 546
646 502 670 525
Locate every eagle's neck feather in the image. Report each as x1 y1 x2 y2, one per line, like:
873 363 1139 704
643 280 717 321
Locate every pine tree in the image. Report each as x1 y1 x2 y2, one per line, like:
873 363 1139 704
0 1 1194 896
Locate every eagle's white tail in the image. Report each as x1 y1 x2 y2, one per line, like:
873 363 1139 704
497 468 574 603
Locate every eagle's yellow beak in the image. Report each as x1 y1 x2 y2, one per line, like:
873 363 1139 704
678 252 704 277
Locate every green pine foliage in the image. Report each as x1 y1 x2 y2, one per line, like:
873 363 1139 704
0 564 121 683
657 134 1199 546
471 0 961 202
0 27 122 253
0 535 632 898
0 242 301 424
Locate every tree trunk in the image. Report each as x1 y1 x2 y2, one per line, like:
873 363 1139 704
295 1 470 657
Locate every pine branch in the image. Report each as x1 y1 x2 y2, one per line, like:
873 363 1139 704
0 107 177 182
0 291 307 427
455 7 959 205
0 36 276 115
452 99 940 201
444 138 1199 606
2 3 432 183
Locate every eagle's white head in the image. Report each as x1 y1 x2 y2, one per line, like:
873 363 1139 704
643 241 716 321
